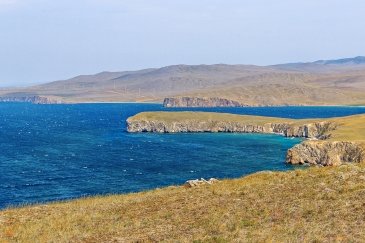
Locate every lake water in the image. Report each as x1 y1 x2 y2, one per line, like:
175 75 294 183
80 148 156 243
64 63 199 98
1 103 365 208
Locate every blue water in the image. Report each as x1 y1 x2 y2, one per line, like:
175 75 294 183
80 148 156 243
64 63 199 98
1 103 365 208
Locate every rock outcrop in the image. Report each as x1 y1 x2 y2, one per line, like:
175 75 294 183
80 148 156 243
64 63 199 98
184 178 220 188
286 141 365 166
0 96 63 104
163 97 245 107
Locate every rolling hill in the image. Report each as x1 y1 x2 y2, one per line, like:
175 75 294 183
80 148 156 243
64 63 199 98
1 57 365 105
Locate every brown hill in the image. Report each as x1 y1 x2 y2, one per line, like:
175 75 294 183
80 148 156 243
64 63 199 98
1 57 365 105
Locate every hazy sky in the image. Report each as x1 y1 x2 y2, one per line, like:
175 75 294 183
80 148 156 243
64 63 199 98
0 0 364 86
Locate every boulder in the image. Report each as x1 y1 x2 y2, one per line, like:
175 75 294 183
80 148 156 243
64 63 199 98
184 178 220 188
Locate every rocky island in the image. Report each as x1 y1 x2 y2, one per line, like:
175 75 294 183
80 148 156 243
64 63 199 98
127 112 365 166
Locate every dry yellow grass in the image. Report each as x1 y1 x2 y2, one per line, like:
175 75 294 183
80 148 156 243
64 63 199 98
324 114 365 142
2 164 365 242
128 111 292 125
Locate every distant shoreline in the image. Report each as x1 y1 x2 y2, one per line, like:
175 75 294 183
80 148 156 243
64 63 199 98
44 102 365 108
1 100 365 108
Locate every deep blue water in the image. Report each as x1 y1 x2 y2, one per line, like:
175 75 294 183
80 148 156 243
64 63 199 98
1 103 365 208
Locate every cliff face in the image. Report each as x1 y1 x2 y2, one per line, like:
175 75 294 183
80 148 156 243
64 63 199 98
163 97 244 107
0 96 62 104
127 119 335 140
286 141 365 166
271 122 337 139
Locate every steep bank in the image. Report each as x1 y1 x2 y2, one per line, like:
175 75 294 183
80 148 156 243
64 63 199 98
127 112 365 166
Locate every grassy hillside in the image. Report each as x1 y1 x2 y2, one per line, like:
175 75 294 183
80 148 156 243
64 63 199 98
182 82 365 106
2 164 365 242
324 114 365 142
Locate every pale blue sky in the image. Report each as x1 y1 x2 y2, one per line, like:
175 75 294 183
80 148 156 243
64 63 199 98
0 0 364 86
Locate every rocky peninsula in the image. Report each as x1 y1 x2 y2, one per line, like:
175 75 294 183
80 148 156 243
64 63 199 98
127 112 365 166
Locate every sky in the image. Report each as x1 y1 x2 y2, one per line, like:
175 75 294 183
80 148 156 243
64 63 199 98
0 0 364 86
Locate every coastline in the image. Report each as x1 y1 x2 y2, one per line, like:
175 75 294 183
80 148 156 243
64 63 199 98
1 107 365 241
127 112 365 166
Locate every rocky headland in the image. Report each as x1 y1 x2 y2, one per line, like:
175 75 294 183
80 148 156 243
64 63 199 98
0 95 63 104
287 141 365 166
127 112 365 166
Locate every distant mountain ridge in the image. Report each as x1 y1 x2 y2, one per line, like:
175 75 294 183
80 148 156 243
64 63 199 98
1 56 365 106
313 56 365 65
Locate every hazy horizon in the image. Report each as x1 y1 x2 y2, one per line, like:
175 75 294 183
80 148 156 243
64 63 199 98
1 0 365 86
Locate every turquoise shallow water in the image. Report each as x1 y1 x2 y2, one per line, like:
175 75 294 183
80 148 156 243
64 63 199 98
1 103 365 208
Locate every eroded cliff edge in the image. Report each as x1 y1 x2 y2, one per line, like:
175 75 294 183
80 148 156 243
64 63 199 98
287 141 364 166
127 112 365 166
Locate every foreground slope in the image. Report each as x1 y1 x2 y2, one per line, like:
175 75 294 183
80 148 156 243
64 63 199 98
2 164 365 242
